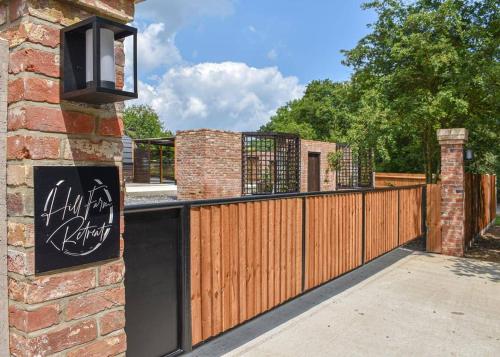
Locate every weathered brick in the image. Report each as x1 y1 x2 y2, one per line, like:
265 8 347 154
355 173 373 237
99 310 125 335
4 22 60 48
7 164 32 187
65 287 125 321
7 135 60 160
7 222 34 247
13 319 97 356
0 4 7 26
7 249 34 275
98 260 125 286
6 192 24 216
9 0 28 21
8 77 59 104
98 117 124 137
8 277 27 302
25 269 96 304
8 106 95 134
67 332 126 357
9 303 60 333
26 0 88 26
9 48 59 77
62 138 121 162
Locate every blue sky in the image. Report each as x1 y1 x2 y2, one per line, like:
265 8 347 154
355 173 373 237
128 0 376 132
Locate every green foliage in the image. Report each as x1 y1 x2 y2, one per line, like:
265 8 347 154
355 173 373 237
123 105 170 139
327 151 343 171
261 0 499 181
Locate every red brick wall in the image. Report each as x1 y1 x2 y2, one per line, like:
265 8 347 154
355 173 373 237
176 129 242 200
437 129 467 257
300 139 336 192
1 0 135 355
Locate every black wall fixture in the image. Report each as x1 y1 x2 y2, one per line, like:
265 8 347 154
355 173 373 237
34 166 120 273
61 16 137 104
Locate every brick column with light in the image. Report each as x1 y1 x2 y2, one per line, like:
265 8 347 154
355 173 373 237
0 1 137 355
437 128 468 257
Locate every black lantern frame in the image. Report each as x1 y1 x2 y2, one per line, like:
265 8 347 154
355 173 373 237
61 16 137 104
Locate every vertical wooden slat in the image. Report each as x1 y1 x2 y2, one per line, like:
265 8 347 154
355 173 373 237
254 202 262 314
238 203 247 322
280 199 287 301
295 198 302 295
229 204 239 328
274 200 281 306
221 205 231 331
211 206 222 336
306 198 313 289
246 202 255 319
200 206 213 340
190 208 202 345
268 199 275 307
286 199 296 299
261 200 269 312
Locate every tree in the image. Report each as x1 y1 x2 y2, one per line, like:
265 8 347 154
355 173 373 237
123 105 170 139
342 0 499 180
260 80 355 143
261 0 499 181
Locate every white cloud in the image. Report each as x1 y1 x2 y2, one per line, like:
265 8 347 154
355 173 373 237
132 62 305 132
135 23 183 72
267 49 278 61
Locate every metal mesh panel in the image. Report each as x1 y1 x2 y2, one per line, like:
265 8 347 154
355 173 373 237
336 144 373 189
242 133 300 195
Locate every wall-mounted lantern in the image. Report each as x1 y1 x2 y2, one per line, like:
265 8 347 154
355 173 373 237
61 16 137 104
465 148 474 161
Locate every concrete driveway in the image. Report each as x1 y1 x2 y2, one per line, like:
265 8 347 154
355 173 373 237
189 248 500 357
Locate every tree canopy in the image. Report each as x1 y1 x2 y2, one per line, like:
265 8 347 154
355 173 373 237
261 0 499 181
123 105 171 139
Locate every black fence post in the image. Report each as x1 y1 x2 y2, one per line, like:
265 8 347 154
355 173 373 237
362 191 366 265
180 204 192 353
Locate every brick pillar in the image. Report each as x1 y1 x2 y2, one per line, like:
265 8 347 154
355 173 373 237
437 128 468 257
0 1 136 355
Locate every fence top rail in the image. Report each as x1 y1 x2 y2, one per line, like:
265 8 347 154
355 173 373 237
124 184 426 214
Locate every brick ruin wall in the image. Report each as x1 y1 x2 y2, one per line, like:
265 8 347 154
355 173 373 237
300 139 336 192
176 129 242 200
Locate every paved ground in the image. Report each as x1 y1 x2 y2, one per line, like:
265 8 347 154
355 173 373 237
125 183 177 205
190 242 500 357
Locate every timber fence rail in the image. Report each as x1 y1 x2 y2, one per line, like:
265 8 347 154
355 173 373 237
375 172 427 187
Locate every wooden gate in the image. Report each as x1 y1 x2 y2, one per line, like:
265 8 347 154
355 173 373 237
426 184 442 253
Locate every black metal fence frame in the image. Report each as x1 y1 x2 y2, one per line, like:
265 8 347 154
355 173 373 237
124 184 426 354
241 132 301 196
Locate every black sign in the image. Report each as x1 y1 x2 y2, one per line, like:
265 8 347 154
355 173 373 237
34 166 120 273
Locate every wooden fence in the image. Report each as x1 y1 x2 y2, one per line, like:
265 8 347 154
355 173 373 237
189 186 424 345
375 172 426 187
464 174 497 246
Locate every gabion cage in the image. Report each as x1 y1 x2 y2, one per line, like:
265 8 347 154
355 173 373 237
242 133 300 195
336 144 373 189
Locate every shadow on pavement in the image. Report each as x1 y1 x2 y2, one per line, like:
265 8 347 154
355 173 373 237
445 257 500 283
188 246 420 357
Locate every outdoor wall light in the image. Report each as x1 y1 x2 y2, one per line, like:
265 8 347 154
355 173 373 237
465 148 474 161
61 16 137 104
